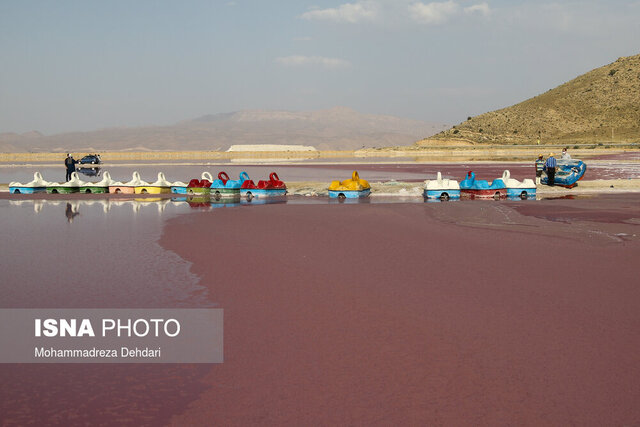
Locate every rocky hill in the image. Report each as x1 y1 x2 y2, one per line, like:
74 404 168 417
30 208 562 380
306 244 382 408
425 54 640 145
0 107 446 153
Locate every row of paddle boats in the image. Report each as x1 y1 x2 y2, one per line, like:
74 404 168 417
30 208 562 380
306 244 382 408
424 170 535 201
8 159 586 200
9 171 287 201
424 159 586 201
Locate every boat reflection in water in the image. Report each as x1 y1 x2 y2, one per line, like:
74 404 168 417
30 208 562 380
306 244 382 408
8 197 177 220
328 196 371 204
240 195 287 206
424 196 460 203
170 194 288 209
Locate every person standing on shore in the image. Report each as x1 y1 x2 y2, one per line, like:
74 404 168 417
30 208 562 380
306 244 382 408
561 148 571 160
535 154 545 185
544 153 557 186
64 153 78 181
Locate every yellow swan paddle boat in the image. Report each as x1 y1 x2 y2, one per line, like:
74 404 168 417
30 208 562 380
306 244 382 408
328 171 371 199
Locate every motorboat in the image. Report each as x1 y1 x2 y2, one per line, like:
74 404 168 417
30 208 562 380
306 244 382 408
542 159 587 188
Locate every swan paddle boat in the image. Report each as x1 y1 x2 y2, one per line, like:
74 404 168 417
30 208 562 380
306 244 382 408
187 177 212 195
240 172 287 201
501 170 536 199
109 171 145 194
328 171 371 199
542 159 587 188
79 171 115 193
46 172 85 194
171 172 212 194
135 172 172 194
9 172 49 194
460 171 507 200
423 172 460 201
210 171 248 199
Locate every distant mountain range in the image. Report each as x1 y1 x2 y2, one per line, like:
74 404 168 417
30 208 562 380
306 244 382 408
0 107 446 153
425 53 640 145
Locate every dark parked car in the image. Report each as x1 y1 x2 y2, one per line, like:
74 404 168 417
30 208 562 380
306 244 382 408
79 154 101 164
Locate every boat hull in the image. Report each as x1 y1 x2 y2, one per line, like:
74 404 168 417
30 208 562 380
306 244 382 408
187 187 211 195
506 187 536 199
171 186 187 194
461 188 507 199
78 186 108 194
108 186 135 194
210 188 239 199
9 186 46 194
134 186 171 194
424 189 461 200
240 188 287 199
46 187 79 194
328 189 371 198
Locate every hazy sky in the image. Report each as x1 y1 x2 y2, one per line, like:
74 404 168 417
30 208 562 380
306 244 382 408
1 0 639 134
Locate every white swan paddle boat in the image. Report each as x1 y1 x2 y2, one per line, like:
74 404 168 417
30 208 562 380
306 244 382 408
79 171 115 194
46 172 85 194
423 172 460 201
135 172 172 194
109 171 145 194
501 170 536 200
9 172 49 194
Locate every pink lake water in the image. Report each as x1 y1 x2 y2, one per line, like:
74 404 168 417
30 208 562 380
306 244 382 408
1 191 639 424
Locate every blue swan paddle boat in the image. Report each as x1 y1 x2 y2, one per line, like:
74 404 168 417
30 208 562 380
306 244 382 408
460 171 507 200
210 171 249 199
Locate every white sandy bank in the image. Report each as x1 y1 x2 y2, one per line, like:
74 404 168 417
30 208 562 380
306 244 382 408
226 144 317 152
